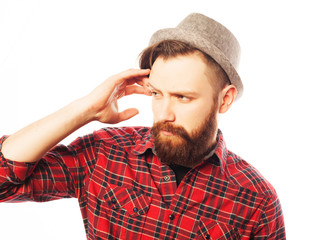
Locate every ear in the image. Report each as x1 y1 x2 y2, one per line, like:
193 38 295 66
218 85 237 114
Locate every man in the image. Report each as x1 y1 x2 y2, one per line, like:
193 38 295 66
0 13 285 239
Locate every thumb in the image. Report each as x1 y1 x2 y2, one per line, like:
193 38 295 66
117 108 139 123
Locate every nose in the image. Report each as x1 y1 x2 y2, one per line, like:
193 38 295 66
157 99 175 123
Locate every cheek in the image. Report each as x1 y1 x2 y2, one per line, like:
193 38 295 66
175 105 210 131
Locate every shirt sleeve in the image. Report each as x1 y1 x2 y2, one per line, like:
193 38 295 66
0 133 97 202
253 193 286 239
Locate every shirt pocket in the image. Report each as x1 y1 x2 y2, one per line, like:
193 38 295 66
197 218 242 240
102 184 151 218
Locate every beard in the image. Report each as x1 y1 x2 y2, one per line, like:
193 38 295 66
151 104 218 167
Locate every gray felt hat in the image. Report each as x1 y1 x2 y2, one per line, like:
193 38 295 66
149 13 243 98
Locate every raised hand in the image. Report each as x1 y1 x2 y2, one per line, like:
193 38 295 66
1 68 151 163
84 68 151 124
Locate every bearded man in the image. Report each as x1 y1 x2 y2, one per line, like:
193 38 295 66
0 13 285 239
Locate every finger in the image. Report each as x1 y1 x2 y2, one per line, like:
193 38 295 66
142 76 151 94
124 85 146 96
117 108 139 122
122 76 149 88
117 77 151 96
114 69 150 84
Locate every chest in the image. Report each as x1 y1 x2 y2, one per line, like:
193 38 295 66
83 149 263 239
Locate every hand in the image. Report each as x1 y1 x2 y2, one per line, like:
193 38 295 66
84 68 151 124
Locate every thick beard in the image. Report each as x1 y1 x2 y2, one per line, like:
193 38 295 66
151 105 218 167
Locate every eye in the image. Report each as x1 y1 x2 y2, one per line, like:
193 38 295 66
177 95 190 102
151 91 161 97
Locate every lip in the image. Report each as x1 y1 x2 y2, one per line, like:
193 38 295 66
160 130 174 136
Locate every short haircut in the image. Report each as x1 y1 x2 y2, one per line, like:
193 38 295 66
139 40 230 94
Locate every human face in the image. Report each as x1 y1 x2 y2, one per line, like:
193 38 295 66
149 52 218 137
149 53 219 166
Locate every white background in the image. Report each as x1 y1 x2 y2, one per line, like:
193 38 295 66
0 0 312 239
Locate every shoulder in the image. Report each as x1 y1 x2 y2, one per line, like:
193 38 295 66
214 131 277 198
92 126 151 149
221 151 286 237
224 150 277 198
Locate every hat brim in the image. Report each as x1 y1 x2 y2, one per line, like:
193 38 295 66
150 28 243 98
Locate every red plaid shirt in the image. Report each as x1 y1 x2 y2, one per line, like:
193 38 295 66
0 127 285 239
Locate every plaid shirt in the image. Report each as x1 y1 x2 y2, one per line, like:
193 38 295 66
0 127 285 239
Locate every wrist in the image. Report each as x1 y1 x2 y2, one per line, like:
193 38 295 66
69 97 97 126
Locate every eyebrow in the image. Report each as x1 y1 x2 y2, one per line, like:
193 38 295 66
148 82 200 97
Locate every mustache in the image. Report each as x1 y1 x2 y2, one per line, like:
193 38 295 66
151 122 192 142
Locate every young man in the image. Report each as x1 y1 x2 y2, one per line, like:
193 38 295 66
0 13 285 239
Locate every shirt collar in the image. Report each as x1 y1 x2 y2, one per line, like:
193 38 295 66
132 128 228 173
205 129 228 173
132 128 154 155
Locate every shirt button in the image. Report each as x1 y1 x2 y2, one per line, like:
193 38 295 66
164 175 170 182
169 214 175 220
205 234 210 239
133 207 138 213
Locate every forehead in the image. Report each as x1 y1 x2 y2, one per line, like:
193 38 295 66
149 53 215 93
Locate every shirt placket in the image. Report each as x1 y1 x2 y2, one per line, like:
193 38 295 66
159 164 177 206
168 171 195 236
159 165 195 239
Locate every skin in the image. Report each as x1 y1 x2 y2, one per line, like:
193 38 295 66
149 53 216 136
1 69 151 162
1 53 237 164
149 52 237 150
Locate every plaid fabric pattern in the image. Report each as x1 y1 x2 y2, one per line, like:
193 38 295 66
0 127 285 239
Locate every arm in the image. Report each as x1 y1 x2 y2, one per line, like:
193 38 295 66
253 194 286 239
1 68 150 163
0 69 150 201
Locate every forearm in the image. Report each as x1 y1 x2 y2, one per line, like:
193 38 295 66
1 98 93 163
1 69 150 163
